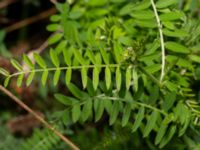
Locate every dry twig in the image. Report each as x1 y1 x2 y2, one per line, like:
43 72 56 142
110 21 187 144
0 0 18 9
4 8 57 33
0 85 80 150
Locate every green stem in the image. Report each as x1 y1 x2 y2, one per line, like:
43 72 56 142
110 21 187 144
138 66 161 87
8 64 120 78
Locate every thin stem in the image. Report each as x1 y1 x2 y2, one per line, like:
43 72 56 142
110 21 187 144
150 0 165 83
138 66 161 87
0 85 80 150
8 64 120 78
95 95 167 116
4 8 57 33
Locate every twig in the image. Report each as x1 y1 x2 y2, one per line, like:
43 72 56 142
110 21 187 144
0 0 18 9
150 0 165 82
4 8 57 33
0 85 80 150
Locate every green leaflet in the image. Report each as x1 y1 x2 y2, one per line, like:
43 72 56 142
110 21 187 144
159 125 176 148
11 59 22 71
81 67 88 89
81 99 92 122
63 49 72 66
95 99 105 122
135 20 157 28
53 69 61 86
179 107 191 137
119 0 150 15
4 77 10 87
104 99 113 115
26 72 35 86
156 0 177 8
67 83 88 100
126 66 132 90
17 74 24 87
55 40 67 54
50 49 60 67
165 42 190 54
144 64 161 74
50 14 61 22
116 66 121 91
34 53 47 69
119 4 135 16
23 54 34 69
132 106 145 132
148 85 159 105
143 111 159 137
113 42 123 63
41 70 48 85
122 104 132 127
132 69 138 92
62 21 80 45
155 118 168 145
160 12 184 21
72 103 81 123
54 94 78 106
162 21 175 30
48 33 63 45
0 68 9 76
131 10 154 20
86 78 96 96
93 67 99 91
73 48 86 65
132 0 150 10
162 91 176 112
105 67 111 90
99 47 109 64
46 23 60 32
109 101 120 125
163 29 189 38
65 68 72 85
85 50 96 64
189 55 200 63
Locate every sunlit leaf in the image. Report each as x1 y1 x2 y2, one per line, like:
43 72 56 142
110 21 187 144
126 66 132 90
81 67 88 89
116 66 121 91
156 0 178 8
93 67 99 91
65 68 72 85
105 67 111 90
53 69 61 86
23 54 34 69
165 42 190 54
17 74 24 87
34 53 47 68
41 70 48 85
0 68 9 76
11 59 22 71
50 49 60 67
26 72 35 86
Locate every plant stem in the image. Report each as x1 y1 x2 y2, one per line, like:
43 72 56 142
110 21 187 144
150 0 165 83
8 64 120 78
0 85 80 150
138 66 161 87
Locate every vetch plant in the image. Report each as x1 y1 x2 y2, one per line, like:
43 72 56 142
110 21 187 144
1 0 200 149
